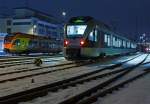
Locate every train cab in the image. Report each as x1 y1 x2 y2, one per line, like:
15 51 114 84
64 16 100 59
4 34 15 53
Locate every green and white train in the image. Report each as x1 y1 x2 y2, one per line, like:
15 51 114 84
63 16 137 60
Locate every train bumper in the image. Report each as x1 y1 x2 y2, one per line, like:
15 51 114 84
64 48 81 59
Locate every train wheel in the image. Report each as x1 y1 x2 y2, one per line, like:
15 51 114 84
99 53 106 58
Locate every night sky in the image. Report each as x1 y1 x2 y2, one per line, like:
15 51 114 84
0 0 150 41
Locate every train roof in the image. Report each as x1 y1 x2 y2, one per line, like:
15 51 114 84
68 16 111 30
5 32 51 40
69 16 93 23
67 16 136 44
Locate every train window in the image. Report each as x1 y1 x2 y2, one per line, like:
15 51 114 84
29 41 32 46
114 37 119 47
107 35 111 46
104 34 107 43
29 40 38 47
89 31 94 41
88 30 97 42
13 39 20 46
67 25 87 36
116 38 120 47
104 34 111 46
116 38 119 47
94 29 98 42
131 43 134 48
41 41 45 47
127 42 130 48
123 41 126 48
118 39 121 47
4 38 11 43
113 37 116 47
44 41 48 47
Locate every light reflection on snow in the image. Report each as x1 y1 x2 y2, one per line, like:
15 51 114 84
142 55 150 64
43 57 66 65
123 54 148 66
111 54 141 64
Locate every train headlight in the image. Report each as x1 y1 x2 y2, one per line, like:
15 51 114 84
80 39 85 46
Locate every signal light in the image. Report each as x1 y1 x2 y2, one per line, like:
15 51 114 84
64 40 69 46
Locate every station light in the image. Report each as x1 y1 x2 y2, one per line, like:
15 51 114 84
62 12 66 16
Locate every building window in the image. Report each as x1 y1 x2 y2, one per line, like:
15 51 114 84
13 22 31 25
38 23 44 27
7 28 11 33
7 20 11 26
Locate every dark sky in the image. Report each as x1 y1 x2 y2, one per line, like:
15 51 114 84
0 0 150 40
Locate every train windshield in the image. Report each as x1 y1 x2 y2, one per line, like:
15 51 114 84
67 25 87 37
4 34 15 43
4 37 13 43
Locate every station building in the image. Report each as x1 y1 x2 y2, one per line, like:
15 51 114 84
0 7 63 39
0 7 64 52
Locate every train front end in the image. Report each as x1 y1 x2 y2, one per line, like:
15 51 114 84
3 34 14 53
63 16 92 60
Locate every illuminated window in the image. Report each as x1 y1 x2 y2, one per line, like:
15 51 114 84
104 34 107 43
113 37 116 47
88 30 97 42
107 35 111 46
94 30 98 41
13 39 20 46
123 41 126 48
118 39 121 47
67 25 87 36
89 31 94 41
127 42 130 48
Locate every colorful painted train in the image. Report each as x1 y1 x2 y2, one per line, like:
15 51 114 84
63 16 137 60
4 32 62 54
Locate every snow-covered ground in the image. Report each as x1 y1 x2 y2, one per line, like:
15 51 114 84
17 54 148 104
123 54 148 67
95 72 150 104
0 53 148 104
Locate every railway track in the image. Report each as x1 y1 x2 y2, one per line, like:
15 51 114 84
0 53 140 76
0 53 138 68
0 61 88 83
0 54 62 62
58 54 149 104
0 55 64 68
0 54 147 104
0 53 142 82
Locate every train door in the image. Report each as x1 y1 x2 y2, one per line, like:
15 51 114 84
99 31 104 48
87 28 98 47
